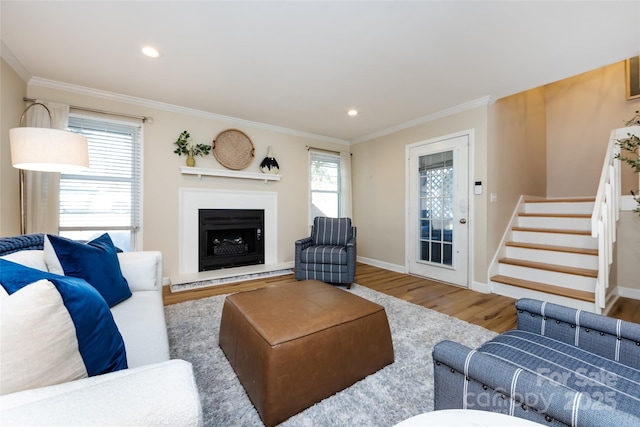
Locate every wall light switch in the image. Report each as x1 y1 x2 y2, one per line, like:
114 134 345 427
474 181 482 195
490 193 498 203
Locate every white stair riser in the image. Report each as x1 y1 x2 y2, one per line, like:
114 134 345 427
505 246 598 270
511 231 597 249
518 216 591 231
498 263 596 291
490 281 599 313
490 198 604 314
524 202 594 215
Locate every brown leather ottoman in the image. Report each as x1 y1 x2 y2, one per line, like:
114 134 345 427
218 279 394 426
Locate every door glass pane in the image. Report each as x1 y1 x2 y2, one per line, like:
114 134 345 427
418 150 454 266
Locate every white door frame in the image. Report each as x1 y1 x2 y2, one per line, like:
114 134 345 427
404 129 475 287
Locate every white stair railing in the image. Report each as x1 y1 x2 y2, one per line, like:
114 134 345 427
591 126 639 309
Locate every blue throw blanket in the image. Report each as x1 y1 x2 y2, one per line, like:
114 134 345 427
0 234 45 256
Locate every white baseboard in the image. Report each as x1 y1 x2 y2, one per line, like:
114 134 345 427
471 281 490 293
617 286 640 300
602 294 620 316
357 256 406 274
357 257 489 293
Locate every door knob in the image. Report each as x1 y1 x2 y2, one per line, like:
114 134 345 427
459 218 467 224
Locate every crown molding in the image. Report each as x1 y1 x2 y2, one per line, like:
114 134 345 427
1 41 32 83
350 96 497 145
27 77 350 145
25 76 496 147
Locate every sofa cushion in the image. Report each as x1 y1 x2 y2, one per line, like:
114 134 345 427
312 217 352 246
477 329 640 418
0 360 202 426
44 234 131 307
0 259 128 380
300 245 347 264
110 290 170 368
0 280 88 395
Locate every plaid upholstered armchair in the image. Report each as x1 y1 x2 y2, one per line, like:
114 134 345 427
294 217 357 288
433 298 640 426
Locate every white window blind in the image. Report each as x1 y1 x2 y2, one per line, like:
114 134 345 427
309 150 341 224
60 116 142 251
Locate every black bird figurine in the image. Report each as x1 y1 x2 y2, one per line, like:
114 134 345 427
260 146 279 174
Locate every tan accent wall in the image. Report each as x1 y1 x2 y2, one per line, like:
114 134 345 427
0 58 26 237
546 61 640 197
545 61 640 295
351 107 489 285
487 88 547 259
16 85 347 278
615 212 640 291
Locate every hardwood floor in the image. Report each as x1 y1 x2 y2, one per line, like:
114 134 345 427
163 263 640 333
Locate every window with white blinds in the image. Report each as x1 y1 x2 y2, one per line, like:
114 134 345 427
309 150 341 225
59 116 142 251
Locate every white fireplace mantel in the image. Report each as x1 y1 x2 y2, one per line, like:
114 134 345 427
180 166 281 183
178 188 278 274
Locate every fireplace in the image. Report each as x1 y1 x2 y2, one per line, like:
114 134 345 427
179 188 277 275
199 209 265 271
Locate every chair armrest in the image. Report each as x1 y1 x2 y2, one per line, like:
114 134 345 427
117 251 162 293
346 236 356 257
433 340 640 426
294 236 313 249
516 299 640 369
294 237 312 274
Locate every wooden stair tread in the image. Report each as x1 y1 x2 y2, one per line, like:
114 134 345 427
519 213 591 218
512 226 592 236
499 257 598 278
491 275 595 303
524 197 596 203
505 242 598 256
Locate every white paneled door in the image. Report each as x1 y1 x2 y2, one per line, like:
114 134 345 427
407 134 469 287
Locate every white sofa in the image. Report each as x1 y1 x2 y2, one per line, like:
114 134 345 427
0 248 203 426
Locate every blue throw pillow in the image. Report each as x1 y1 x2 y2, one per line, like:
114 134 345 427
45 234 132 307
0 259 128 376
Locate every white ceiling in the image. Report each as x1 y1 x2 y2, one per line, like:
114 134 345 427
2 1 639 143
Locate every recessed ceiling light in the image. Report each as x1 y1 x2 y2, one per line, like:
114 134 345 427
142 46 160 58
347 109 358 116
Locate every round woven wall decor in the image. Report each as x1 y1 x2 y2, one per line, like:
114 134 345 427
212 129 255 170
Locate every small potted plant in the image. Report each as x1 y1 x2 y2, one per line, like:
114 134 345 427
174 130 211 166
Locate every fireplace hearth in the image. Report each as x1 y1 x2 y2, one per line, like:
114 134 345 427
199 209 265 271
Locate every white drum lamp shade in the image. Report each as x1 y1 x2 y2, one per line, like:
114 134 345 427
10 127 89 173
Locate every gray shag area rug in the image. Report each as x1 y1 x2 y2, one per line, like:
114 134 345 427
164 284 498 426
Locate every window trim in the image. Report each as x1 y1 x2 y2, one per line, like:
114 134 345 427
309 150 342 225
61 114 144 250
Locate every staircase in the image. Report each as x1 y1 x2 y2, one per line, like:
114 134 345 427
488 127 639 314
490 197 601 313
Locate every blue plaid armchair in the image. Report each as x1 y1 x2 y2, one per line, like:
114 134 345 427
294 217 356 288
433 298 640 426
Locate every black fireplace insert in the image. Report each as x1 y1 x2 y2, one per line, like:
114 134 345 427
198 209 265 271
